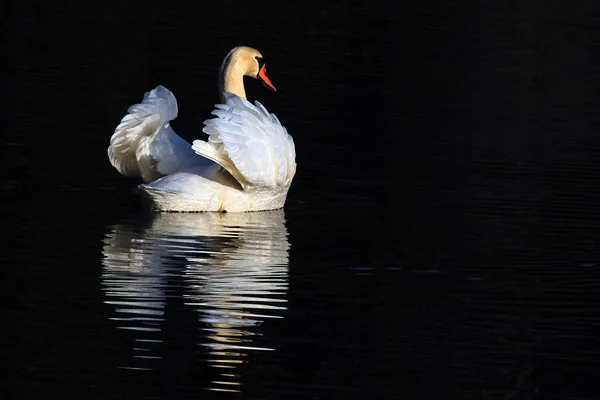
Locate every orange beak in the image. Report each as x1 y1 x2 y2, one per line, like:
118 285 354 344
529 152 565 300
258 64 276 91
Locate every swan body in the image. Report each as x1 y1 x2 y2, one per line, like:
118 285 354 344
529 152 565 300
108 46 296 212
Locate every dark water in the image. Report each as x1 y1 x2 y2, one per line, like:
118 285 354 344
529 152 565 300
4 1 600 399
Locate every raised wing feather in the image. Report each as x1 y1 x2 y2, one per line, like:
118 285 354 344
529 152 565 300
191 93 296 189
108 85 202 183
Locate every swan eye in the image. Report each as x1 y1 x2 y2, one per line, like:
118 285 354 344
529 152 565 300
255 56 265 71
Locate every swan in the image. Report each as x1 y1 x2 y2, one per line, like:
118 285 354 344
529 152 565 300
107 46 296 212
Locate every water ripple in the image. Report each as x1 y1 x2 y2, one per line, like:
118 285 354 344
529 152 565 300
101 210 290 392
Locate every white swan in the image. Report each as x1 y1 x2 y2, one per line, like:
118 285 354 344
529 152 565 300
107 46 296 212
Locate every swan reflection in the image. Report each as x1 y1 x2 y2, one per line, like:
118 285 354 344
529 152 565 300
101 210 290 391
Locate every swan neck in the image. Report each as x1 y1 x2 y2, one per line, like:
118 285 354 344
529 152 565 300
220 58 247 102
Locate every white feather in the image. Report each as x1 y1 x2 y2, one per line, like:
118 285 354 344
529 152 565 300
108 85 209 183
192 92 296 189
107 47 297 213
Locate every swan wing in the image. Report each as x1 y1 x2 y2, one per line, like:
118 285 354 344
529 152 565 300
108 86 201 183
191 93 296 189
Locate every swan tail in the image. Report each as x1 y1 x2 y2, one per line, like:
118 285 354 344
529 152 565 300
108 86 179 182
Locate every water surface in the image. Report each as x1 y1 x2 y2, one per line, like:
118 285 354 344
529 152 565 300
102 211 290 392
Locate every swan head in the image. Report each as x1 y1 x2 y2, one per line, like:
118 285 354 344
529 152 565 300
219 46 276 101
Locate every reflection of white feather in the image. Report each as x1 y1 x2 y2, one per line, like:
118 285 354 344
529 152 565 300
101 210 290 379
102 227 167 327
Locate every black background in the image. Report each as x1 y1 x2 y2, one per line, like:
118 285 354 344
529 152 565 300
4 1 600 399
